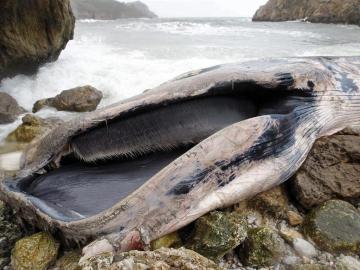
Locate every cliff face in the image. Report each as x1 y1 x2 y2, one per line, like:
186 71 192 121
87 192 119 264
71 0 157 20
253 0 360 25
0 0 75 81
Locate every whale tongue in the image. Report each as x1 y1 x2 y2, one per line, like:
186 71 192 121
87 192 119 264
22 150 186 221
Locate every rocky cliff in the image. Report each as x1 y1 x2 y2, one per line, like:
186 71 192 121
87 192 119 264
253 0 360 25
71 0 157 20
0 0 75 81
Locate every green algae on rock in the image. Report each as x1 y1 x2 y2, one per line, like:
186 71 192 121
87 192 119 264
11 232 59 270
240 227 286 267
303 200 360 254
150 232 182 250
186 211 248 261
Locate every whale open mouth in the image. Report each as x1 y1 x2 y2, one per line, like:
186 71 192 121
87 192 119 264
4 83 305 223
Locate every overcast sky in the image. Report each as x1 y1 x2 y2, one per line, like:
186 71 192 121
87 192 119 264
122 0 268 17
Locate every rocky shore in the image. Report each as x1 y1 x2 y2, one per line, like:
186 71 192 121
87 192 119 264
253 0 360 26
71 0 157 20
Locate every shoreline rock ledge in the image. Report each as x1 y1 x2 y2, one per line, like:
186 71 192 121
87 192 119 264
0 0 75 81
252 0 360 26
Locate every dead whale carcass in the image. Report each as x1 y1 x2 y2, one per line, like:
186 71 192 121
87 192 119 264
0 56 359 254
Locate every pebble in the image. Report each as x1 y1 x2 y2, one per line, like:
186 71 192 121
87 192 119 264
292 238 317 258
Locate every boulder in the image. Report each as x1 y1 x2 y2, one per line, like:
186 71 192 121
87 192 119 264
11 232 59 270
6 114 63 143
239 227 286 267
303 200 360 254
0 93 26 124
253 0 360 26
186 211 248 261
33 86 103 113
71 0 157 20
290 131 360 209
0 0 75 80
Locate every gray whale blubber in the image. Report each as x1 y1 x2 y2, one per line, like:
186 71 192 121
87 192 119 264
0 56 359 257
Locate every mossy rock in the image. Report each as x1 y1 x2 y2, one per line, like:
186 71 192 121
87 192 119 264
11 232 59 270
6 114 62 143
303 200 360 254
151 232 182 250
0 201 23 257
186 211 248 261
240 227 286 267
79 252 113 270
56 251 81 270
113 247 223 270
248 185 289 218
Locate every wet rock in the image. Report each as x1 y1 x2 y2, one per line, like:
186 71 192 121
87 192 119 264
248 186 289 219
33 86 103 113
290 132 360 209
253 0 360 26
0 201 23 258
150 232 182 250
186 211 248 261
0 93 26 124
0 0 75 80
11 232 59 270
56 251 81 270
6 114 63 143
111 247 222 270
240 227 286 267
303 200 360 254
336 255 360 270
